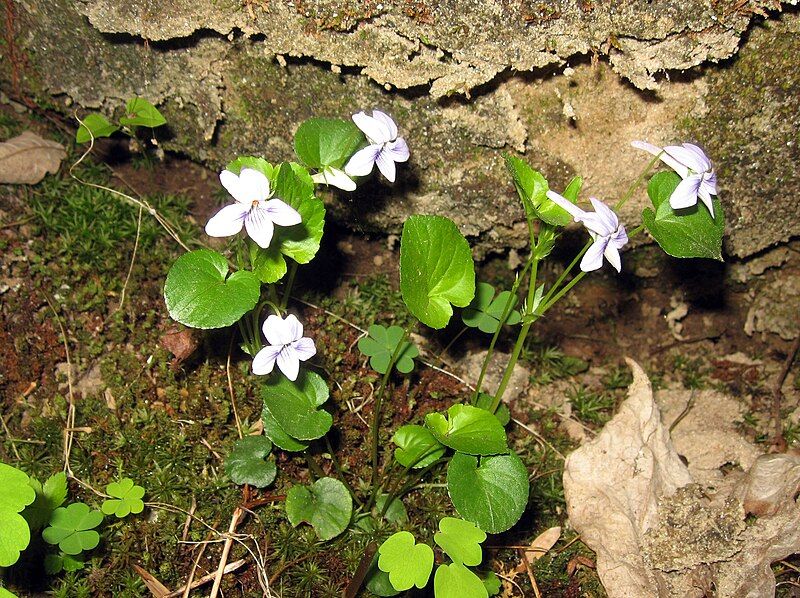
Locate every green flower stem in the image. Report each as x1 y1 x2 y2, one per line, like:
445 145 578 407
280 262 298 311
379 459 445 519
367 327 411 510
627 223 645 238
614 153 661 212
324 435 363 507
304 452 325 481
471 258 533 404
538 271 586 317
538 241 591 310
489 255 540 413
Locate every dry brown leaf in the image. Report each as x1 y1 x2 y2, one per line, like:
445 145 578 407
524 526 561 564
132 563 172 597
0 131 66 184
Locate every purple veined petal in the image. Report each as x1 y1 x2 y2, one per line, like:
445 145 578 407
610 224 629 250
283 314 304 342
375 149 397 182
682 143 713 172
263 314 292 346
312 167 357 191
576 211 608 237
205 203 248 238
696 186 716 217
238 168 271 202
292 337 317 361
219 170 249 204
277 346 301 381
385 137 410 162
344 144 382 177
352 112 393 145
669 174 703 211
372 110 399 141
263 198 302 227
545 190 586 221
631 140 689 179
587 198 619 234
703 170 718 194
579 237 607 272
664 145 710 175
244 207 275 249
603 243 622 273
252 345 282 376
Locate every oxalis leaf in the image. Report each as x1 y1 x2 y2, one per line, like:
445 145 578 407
42 502 103 556
462 282 521 334
0 462 36 567
392 424 446 469
400 215 475 329
642 171 724 261
377 531 434 591
119 97 166 128
425 404 508 456
101 478 145 518
224 436 276 488
434 563 488 598
357 324 419 374
447 451 529 534
164 249 260 329
261 370 332 441
285 477 352 541
294 118 364 169
434 517 486 566
75 113 119 144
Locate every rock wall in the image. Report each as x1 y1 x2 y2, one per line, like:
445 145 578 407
2 0 799 257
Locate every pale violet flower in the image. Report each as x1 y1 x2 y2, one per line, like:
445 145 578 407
345 110 410 183
631 141 718 216
252 314 316 381
205 168 301 249
546 191 628 273
311 166 357 191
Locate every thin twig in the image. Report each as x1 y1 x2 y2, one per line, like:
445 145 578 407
163 558 247 598
772 333 800 446
670 389 696 433
117 204 143 312
512 418 565 459
518 548 542 598
209 507 244 598
226 332 243 439
0 415 21 460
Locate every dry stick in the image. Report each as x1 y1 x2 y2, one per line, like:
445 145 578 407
343 542 378 598
209 507 244 598
163 559 247 598
518 548 542 598
118 204 144 312
226 332 243 439
181 533 210 598
182 497 198 543
772 333 800 445
0 415 21 460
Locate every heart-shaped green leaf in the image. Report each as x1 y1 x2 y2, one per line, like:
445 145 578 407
42 502 104 555
224 436 276 488
225 156 275 181
24 471 68 531
261 370 332 441
119 97 166 128
261 405 308 452
75 113 119 143
101 478 145 518
642 171 724 261
504 155 572 227
447 451 529 533
375 494 408 524
425 404 508 456
434 563 488 598
0 463 36 567
294 118 365 169
400 215 475 329
392 424 446 469
357 324 419 374
377 531 434 591
473 393 511 427
462 282 521 333
164 249 261 329
434 517 486 566
285 477 352 541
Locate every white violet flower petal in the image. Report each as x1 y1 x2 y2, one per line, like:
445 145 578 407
254 314 316 381
311 167 357 191
345 110 409 182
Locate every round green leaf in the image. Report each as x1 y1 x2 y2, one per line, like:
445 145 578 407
225 156 275 180
0 587 20 598
434 517 486 566
357 324 419 374
377 531 434 591
119 97 166 128
224 436 277 488
164 249 261 329
101 478 145 518
392 424 446 469
261 370 332 441
261 405 308 452
483 571 502 596
642 171 724 260
24 471 68 531
434 563 488 598
473 393 511 427
0 463 35 567
400 215 475 329
285 477 352 541
42 502 103 555
447 452 529 534
426 404 508 456
375 494 408 524
75 113 119 143
294 118 365 169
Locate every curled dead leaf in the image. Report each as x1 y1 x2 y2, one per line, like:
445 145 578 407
0 131 66 184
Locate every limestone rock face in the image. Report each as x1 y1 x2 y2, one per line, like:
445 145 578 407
3 0 799 257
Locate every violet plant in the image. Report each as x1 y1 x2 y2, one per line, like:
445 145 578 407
158 108 724 598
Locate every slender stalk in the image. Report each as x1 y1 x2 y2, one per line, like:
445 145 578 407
538 271 586 316
379 459 445 518
281 262 298 311
614 153 661 211
304 453 325 480
538 240 590 310
324 435 363 506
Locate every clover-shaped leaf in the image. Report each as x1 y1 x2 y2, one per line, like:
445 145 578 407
285 477 352 541
358 324 419 374
392 424 446 469
462 283 521 334
483 571 501 596
433 563 488 598
119 97 166 128
434 517 486 566
44 551 85 574
378 531 434 591
0 462 36 567
425 404 508 456
400 215 475 329
24 471 68 530
224 436 276 488
75 113 119 144
101 478 145 518
42 502 103 555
